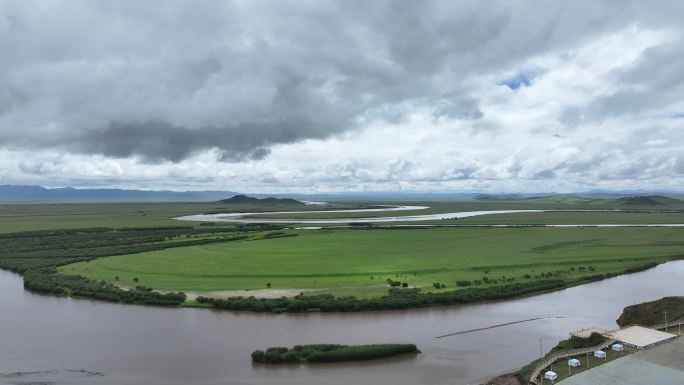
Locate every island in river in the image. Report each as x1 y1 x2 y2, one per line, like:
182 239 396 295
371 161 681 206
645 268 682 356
251 344 420 364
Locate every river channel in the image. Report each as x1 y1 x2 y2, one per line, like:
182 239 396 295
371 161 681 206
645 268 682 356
2 261 683 385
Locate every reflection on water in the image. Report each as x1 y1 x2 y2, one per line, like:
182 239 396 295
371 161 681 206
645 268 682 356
1 262 683 385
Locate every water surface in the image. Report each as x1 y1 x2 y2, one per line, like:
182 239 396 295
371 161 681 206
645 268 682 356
176 208 684 226
2 262 684 385
175 207 541 223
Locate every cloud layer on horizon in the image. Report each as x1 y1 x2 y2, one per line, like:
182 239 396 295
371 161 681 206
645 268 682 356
1 0 684 192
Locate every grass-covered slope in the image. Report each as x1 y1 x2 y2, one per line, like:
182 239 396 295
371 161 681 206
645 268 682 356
617 296 684 326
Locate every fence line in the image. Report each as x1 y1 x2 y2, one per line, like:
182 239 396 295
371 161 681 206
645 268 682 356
652 320 683 331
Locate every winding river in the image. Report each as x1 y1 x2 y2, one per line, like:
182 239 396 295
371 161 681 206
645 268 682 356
2 262 684 385
175 207 684 226
174 206 546 223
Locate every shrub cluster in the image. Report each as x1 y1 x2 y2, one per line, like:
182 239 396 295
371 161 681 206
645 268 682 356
386 278 409 287
262 231 298 239
0 227 250 274
251 344 420 364
24 267 186 305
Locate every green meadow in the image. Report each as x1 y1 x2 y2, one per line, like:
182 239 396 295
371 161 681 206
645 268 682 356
0 202 213 233
62 226 684 297
0 200 325 233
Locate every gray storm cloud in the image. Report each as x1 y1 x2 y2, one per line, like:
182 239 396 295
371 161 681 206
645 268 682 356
3 0 681 163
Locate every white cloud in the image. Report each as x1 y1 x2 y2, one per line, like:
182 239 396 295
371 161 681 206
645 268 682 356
1 1 683 192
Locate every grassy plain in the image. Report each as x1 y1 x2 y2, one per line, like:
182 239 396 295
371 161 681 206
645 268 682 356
62 226 684 297
3 196 684 233
3 197 684 302
0 202 215 233
0 200 326 233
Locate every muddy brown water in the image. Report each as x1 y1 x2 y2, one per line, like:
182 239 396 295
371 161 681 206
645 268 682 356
1 262 683 385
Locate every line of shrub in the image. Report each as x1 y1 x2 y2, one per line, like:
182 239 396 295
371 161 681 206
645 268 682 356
197 279 567 313
23 267 186 305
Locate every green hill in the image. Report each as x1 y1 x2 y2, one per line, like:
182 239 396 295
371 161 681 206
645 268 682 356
617 195 683 206
473 193 524 200
520 194 683 207
217 194 305 206
617 296 684 327
523 194 603 204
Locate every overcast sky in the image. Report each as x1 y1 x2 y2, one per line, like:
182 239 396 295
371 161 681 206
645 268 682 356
1 1 683 193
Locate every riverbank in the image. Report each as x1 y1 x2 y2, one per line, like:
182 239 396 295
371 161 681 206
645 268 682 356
192 262 666 313
483 373 523 385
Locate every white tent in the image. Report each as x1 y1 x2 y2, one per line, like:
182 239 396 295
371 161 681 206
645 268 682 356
568 358 581 367
544 370 558 381
594 350 606 358
611 343 624 351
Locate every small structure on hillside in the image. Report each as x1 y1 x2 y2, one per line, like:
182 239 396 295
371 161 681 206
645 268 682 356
568 358 581 367
608 325 677 350
594 350 606 358
544 370 558 381
611 343 624 352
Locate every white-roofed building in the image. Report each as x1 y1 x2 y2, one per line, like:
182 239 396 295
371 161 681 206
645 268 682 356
608 326 677 350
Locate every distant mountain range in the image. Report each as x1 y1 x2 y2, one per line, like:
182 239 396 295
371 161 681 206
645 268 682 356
522 194 683 206
1 184 683 203
617 195 683 205
0 185 237 202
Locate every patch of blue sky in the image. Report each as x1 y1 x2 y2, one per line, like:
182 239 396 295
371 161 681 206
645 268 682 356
497 68 545 90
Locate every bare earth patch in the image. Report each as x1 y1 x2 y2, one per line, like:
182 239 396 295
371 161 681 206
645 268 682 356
184 289 316 300
112 283 317 300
